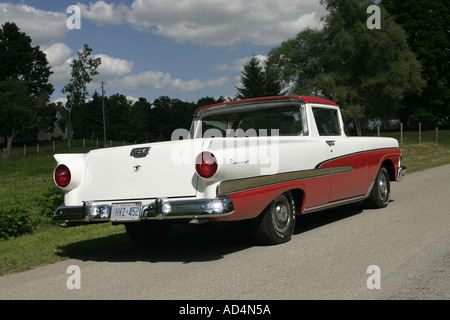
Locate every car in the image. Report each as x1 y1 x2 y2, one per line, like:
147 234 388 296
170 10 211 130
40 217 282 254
53 95 406 245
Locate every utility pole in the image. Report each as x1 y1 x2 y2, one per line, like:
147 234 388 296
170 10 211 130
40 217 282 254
102 81 107 147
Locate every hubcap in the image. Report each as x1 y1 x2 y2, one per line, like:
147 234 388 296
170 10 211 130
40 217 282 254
378 173 388 202
272 196 291 233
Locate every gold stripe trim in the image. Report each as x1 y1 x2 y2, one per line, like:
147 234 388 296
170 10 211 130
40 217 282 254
217 165 353 196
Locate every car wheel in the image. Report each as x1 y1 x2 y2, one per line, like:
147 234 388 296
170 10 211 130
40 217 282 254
366 166 390 208
125 221 172 245
250 191 296 245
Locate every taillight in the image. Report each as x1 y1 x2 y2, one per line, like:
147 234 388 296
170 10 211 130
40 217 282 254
196 152 218 178
54 164 71 188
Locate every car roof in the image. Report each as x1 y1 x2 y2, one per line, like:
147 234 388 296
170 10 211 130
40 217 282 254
194 95 339 116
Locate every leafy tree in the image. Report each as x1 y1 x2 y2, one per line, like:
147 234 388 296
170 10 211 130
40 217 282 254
104 93 132 141
150 96 197 141
381 0 450 126
0 22 54 160
128 97 154 143
72 91 104 139
62 44 101 140
197 96 226 108
235 55 283 99
268 0 425 134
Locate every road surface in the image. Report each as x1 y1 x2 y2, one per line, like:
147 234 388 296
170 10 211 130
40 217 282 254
0 164 449 300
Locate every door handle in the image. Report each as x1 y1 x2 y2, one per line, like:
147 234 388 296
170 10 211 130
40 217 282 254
326 140 336 146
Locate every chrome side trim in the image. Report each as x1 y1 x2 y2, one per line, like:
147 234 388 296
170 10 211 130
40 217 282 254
217 166 353 196
303 195 365 214
364 180 375 199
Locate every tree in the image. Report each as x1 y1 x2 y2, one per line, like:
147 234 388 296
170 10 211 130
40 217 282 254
197 96 226 108
128 97 154 143
381 0 450 126
267 0 425 135
62 44 101 140
71 91 104 139
235 55 283 99
150 96 197 141
104 93 132 141
0 22 53 160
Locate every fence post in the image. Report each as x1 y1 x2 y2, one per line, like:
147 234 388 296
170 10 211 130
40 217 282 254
24 145 26 156
53 140 55 153
400 123 403 145
377 126 380 137
37 143 39 154
83 138 86 148
436 127 439 144
419 123 422 144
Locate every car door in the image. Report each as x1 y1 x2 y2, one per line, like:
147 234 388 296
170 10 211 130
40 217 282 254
312 106 369 202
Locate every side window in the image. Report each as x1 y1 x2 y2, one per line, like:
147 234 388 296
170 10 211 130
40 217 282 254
312 107 341 136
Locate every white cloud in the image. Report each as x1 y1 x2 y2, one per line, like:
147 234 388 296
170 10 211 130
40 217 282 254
212 64 229 72
204 77 229 90
126 95 140 104
40 42 226 94
0 3 68 45
2 1 312 98
80 0 325 47
77 1 129 26
42 44 134 88
109 70 229 92
94 54 134 80
43 43 72 66
41 43 72 85
214 55 268 72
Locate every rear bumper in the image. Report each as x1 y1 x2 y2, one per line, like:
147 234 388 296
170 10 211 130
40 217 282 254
53 197 234 227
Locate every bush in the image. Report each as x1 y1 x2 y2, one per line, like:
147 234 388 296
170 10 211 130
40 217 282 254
0 203 34 239
39 185 64 220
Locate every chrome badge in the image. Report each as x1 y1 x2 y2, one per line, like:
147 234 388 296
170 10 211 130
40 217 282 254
130 146 151 158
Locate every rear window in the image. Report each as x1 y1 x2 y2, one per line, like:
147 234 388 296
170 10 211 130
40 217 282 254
201 106 303 137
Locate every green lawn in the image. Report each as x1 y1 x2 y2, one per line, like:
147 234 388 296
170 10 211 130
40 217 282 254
1 134 450 275
0 140 132 275
375 128 450 173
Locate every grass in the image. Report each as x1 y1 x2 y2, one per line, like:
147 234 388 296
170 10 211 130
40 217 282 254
400 143 450 173
0 140 132 276
374 128 450 173
0 223 128 275
1 133 450 276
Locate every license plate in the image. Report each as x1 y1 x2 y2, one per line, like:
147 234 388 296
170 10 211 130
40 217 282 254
111 203 141 222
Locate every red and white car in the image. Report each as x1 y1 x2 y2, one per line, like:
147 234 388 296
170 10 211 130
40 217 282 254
53 96 406 245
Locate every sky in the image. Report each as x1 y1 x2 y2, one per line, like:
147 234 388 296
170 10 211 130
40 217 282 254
0 0 327 104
